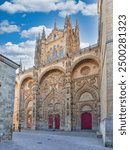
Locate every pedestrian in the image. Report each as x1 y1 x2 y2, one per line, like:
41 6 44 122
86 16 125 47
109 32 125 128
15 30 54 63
13 124 15 131
18 124 21 132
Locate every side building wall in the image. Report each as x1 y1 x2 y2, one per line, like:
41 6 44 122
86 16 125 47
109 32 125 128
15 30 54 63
98 0 113 147
0 55 19 141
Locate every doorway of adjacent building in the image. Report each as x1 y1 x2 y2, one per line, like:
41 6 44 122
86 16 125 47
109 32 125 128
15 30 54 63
81 112 92 129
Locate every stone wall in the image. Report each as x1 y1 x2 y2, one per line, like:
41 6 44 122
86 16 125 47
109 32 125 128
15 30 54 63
0 55 19 141
98 0 113 147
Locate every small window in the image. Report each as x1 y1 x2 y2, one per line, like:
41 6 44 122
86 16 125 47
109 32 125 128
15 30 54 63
52 51 57 60
54 34 56 40
59 49 64 58
47 54 51 63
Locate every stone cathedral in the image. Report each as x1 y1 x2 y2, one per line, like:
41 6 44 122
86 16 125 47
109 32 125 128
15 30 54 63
13 0 113 146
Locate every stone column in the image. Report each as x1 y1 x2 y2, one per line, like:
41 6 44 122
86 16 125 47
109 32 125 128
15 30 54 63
64 72 72 131
32 68 38 130
19 88 24 129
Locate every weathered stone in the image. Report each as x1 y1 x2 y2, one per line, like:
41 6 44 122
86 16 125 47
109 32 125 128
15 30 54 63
0 54 19 142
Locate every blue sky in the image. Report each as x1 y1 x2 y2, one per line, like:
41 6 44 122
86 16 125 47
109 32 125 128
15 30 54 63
0 0 98 69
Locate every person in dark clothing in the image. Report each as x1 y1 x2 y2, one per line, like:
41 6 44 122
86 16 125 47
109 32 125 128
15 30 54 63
18 124 21 132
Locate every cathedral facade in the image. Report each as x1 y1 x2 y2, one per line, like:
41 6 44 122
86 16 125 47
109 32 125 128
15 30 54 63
13 0 113 147
14 16 100 131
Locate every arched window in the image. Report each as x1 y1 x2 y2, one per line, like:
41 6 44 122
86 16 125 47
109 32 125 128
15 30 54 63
59 49 64 58
52 51 57 60
47 54 51 63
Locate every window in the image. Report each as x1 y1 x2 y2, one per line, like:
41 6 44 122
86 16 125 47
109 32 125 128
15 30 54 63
59 49 64 58
52 51 57 60
54 34 56 40
47 54 51 63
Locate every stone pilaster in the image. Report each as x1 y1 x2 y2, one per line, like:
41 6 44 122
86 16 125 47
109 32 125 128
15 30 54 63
19 88 24 129
32 68 38 130
64 72 72 131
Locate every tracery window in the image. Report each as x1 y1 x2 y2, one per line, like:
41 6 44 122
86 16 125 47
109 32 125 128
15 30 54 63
52 51 57 60
59 49 64 58
47 54 51 63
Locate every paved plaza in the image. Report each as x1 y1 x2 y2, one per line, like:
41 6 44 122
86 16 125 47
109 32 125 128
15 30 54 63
0 131 112 150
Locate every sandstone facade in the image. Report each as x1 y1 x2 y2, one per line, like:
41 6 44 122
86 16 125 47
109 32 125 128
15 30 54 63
0 54 19 141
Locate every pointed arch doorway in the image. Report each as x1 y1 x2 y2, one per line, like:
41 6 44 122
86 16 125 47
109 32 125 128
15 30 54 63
81 112 92 129
48 114 60 129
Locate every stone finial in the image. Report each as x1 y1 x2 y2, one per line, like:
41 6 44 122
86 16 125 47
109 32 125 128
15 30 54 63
41 27 46 40
19 58 22 73
75 20 79 31
64 15 72 29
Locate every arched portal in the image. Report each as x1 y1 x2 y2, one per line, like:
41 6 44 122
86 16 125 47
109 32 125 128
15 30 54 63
71 58 100 130
19 77 33 129
39 69 65 130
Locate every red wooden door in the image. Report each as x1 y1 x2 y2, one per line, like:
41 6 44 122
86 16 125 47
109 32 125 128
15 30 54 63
81 112 92 129
55 114 60 129
48 115 53 129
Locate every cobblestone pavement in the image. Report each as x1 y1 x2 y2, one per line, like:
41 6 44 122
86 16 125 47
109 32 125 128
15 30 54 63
0 130 113 150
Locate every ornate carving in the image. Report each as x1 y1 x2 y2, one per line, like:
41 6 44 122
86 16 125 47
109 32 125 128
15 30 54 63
40 70 65 97
80 66 90 75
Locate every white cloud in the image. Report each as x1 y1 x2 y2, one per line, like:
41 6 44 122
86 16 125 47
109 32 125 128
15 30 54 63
80 42 89 49
0 40 89 69
20 25 52 39
0 40 36 69
0 20 20 34
0 0 97 17
57 1 97 17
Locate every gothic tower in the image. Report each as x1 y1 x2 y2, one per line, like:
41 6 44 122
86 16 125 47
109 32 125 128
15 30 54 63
34 16 80 68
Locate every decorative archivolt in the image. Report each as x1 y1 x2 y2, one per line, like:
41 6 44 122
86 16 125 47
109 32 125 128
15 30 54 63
71 55 100 74
19 76 33 90
39 67 65 84
74 85 99 103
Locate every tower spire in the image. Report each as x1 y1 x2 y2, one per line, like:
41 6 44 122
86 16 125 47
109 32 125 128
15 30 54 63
64 15 71 29
75 20 79 29
54 17 56 29
41 27 46 40
75 19 79 34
